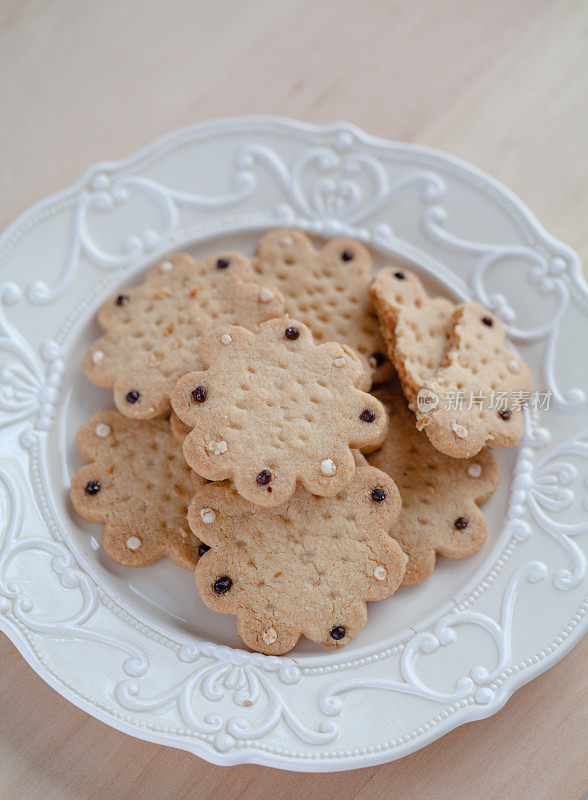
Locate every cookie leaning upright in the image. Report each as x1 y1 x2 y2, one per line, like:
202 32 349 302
189 467 405 655
416 303 533 458
70 410 204 568
366 381 500 584
369 267 455 406
254 230 392 383
83 252 285 419
172 318 388 507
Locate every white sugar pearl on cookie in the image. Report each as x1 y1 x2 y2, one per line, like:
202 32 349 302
508 359 520 373
259 287 276 303
125 536 142 551
220 333 233 344
159 260 173 273
320 458 337 477
92 349 104 364
468 463 482 478
200 508 216 524
208 440 228 455
94 423 111 438
373 566 387 581
333 357 346 367
280 235 294 246
261 627 278 644
450 420 468 439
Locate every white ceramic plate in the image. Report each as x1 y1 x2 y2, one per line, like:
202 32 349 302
1 118 586 771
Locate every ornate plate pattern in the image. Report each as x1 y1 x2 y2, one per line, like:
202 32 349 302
0 118 586 770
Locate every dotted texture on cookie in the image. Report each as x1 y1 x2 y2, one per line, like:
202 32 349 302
172 318 388 507
416 303 533 457
366 382 500 584
70 410 203 568
83 252 285 419
370 268 455 406
254 230 391 382
189 466 405 654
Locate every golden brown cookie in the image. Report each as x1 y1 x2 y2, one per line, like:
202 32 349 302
369 267 455 407
254 230 392 382
172 318 388 507
83 252 285 419
189 467 405 654
70 410 203 568
416 303 533 457
366 382 500 583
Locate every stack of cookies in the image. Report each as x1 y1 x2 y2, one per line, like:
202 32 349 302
71 230 531 654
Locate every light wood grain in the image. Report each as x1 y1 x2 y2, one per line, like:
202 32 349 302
1 0 587 798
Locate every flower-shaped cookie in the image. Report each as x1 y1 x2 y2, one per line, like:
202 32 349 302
172 318 388 506
189 467 405 654
370 268 455 406
254 230 392 382
83 252 284 419
366 382 500 583
70 410 204 568
416 303 533 457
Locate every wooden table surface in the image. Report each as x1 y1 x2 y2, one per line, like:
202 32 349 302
1 1 587 798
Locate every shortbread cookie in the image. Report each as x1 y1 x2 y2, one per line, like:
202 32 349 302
254 230 392 382
365 382 500 583
83 252 285 419
416 303 532 457
189 467 405 654
370 268 455 406
172 318 388 507
70 410 203 568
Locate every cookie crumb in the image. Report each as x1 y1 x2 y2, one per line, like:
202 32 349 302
467 463 482 478
450 419 468 439
374 566 387 581
159 260 173 273
320 458 336 477
259 287 276 303
125 536 142 551
94 423 111 438
200 507 216 524
92 350 104 364
261 627 278 644
333 357 346 367
220 333 233 344
208 440 228 455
